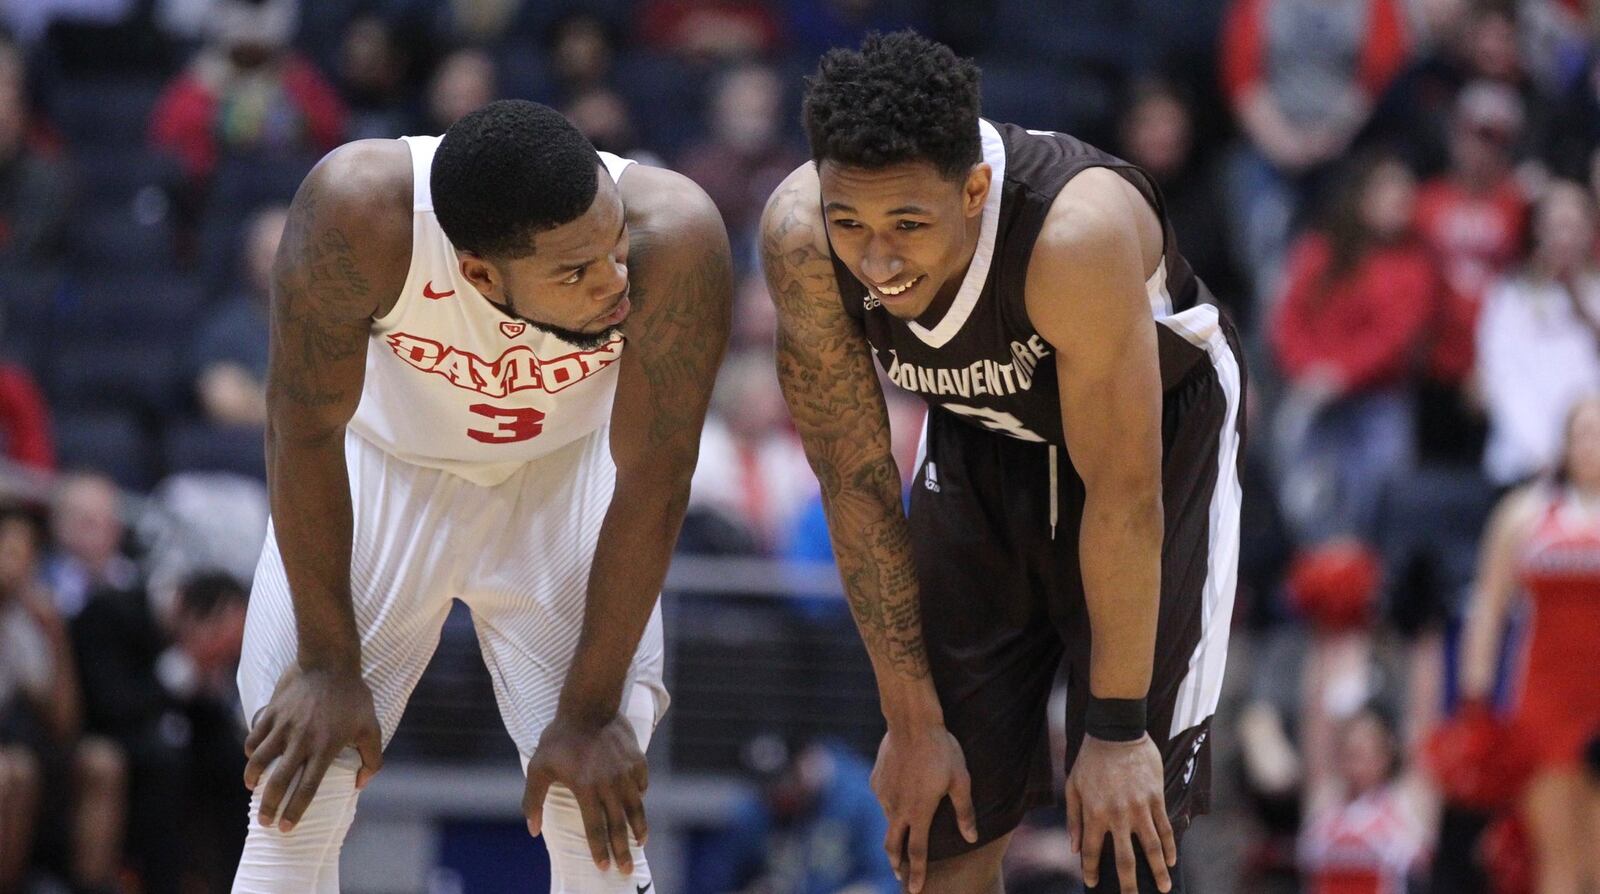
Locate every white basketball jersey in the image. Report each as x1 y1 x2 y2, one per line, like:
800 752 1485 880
346 136 635 486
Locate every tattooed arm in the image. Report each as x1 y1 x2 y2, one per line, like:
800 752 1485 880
761 165 976 890
761 165 928 698
523 166 731 874
244 140 412 833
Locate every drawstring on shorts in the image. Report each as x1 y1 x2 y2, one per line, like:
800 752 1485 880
1048 445 1059 540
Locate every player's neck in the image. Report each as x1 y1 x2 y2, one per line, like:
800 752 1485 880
915 223 983 328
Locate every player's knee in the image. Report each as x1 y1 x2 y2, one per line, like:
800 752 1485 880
245 762 360 841
922 835 1007 893
540 784 651 893
235 765 360 894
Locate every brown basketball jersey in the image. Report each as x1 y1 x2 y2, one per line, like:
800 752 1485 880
831 119 1220 448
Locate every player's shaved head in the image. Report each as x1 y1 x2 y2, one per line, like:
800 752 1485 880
802 30 982 181
431 99 602 260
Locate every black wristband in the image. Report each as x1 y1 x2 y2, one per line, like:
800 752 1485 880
1085 696 1147 742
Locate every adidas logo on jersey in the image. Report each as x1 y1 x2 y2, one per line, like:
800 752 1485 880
924 462 940 492
863 293 882 311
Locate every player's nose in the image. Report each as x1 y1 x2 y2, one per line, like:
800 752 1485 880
860 239 903 284
592 258 627 301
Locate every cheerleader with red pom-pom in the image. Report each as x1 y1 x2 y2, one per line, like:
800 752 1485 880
1454 395 1600 893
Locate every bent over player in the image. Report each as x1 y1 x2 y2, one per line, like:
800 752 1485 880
762 33 1244 894
233 100 730 892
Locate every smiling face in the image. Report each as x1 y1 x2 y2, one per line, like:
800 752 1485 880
458 164 631 348
818 159 990 320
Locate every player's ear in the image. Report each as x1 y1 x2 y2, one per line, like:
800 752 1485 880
961 163 991 218
458 252 499 298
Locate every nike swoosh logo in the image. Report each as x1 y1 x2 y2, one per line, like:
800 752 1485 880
636 884 651 894
422 281 456 300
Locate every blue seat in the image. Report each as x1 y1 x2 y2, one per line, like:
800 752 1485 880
48 340 182 416
978 57 1122 142
195 155 315 297
0 271 65 373
992 0 1150 72
75 147 183 212
206 153 318 214
163 420 265 480
48 77 166 148
58 274 203 340
52 408 156 490
495 44 555 105
70 205 178 273
616 51 708 157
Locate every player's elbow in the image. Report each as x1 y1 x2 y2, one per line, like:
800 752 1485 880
264 393 349 447
1082 468 1163 526
618 457 696 522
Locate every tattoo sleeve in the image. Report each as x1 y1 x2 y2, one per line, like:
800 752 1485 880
263 152 393 671
609 217 732 477
560 174 733 719
267 189 374 427
761 179 930 682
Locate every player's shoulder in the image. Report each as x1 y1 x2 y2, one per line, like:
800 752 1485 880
1037 167 1148 254
294 139 412 256
305 139 413 216
616 162 722 244
759 162 830 259
278 139 413 316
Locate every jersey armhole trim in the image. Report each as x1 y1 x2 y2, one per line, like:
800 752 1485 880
399 135 437 212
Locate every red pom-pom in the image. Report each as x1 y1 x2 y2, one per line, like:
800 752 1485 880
1286 540 1382 632
1423 702 1538 810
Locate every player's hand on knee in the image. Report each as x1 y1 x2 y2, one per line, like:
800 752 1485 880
1066 734 1176 894
522 711 648 875
870 723 979 893
243 664 384 833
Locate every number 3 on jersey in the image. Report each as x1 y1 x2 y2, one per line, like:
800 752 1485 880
467 404 545 444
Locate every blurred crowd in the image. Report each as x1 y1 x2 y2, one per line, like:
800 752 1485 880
1 0 1599 892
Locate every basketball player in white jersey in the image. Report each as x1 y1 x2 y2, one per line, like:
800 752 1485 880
230 100 730 892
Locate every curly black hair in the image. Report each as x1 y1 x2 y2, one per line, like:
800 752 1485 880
431 99 601 260
802 30 982 181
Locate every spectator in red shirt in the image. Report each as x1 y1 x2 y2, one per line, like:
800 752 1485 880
1272 152 1443 542
1417 82 1528 321
147 0 345 185
0 363 53 473
636 0 783 63
1222 0 1411 305
1412 80 1530 461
